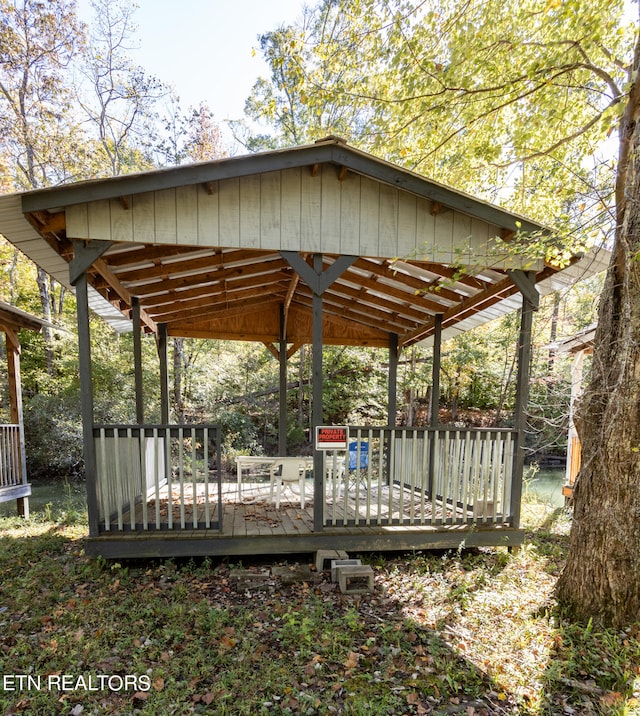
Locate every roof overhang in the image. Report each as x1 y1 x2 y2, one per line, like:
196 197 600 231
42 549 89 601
0 138 609 347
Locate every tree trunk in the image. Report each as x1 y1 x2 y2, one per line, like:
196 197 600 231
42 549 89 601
555 36 640 627
547 291 560 373
173 337 185 422
36 266 55 376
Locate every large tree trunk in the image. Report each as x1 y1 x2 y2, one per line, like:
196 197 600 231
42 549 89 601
555 36 640 627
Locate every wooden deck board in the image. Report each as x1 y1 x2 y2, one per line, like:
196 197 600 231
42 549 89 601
107 481 504 535
90 477 519 558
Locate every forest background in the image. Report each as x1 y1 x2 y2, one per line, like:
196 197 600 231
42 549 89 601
0 0 632 481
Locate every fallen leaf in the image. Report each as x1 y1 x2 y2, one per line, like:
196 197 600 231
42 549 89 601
601 692 623 708
344 651 360 670
153 676 165 691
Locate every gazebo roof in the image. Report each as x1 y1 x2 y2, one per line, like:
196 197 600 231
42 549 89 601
0 299 49 334
0 138 609 347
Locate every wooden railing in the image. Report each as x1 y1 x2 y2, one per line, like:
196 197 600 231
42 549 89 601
324 426 517 528
93 424 222 532
0 424 25 489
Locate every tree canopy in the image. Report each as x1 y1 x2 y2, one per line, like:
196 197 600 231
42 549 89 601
242 0 633 256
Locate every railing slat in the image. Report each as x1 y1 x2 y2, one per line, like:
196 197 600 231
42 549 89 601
203 427 211 529
92 423 222 533
0 425 24 488
178 430 185 529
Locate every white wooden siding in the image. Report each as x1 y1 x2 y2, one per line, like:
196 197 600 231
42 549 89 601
66 165 522 265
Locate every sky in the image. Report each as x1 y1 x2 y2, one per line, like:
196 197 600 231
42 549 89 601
78 0 308 147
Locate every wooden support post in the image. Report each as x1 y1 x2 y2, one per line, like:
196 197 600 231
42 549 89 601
388 333 398 428
312 255 324 531
71 253 100 537
428 315 443 497
279 306 288 456
430 315 442 428
511 271 537 529
281 251 357 532
132 297 144 425
157 323 170 424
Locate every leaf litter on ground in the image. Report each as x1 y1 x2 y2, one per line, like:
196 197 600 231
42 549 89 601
0 502 638 715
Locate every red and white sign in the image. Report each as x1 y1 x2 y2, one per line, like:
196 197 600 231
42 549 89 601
315 425 349 450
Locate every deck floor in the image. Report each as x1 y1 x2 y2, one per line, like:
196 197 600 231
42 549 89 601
90 478 524 559
101 478 486 535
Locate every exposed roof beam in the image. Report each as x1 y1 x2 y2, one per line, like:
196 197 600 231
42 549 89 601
113 249 276 283
143 272 289 311
129 257 290 297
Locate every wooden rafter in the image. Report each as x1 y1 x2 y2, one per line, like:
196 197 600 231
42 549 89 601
92 257 157 333
294 292 412 335
329 262 450 315
151 283 288 323
113 248 276 284
128 257 290 297
143 271 289 312
401 274 521 347
159 293 287 326
182 296 284 325
408 261 491 291
298 277 437 328
105 244 209 267
353 258 464 304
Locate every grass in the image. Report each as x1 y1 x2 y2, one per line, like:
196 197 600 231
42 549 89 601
0 493 639 715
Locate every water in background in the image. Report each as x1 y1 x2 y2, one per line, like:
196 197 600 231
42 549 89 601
1 467 568 518
0 480 86 518
525 467 565 508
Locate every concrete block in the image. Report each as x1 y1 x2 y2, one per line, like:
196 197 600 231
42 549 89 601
336 565 375 594
229 569 272 592
315 549 349 572
272 564 314 584
475 499 495 518
331 558 361 583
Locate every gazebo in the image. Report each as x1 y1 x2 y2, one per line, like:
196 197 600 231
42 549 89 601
0 138 607 557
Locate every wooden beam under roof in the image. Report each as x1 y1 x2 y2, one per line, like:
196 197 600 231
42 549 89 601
111 248 277 284
92 257 157 333
142 271 290 311
157 291 288 326
294 291 414 335
128 257 290 297
40 211 66 234
329 261 451 315
353 257 464 304
169 297 284 332
105 243 210 267
402 273 520 346
298 280 431 327
408 261 490 291
149 283 289 323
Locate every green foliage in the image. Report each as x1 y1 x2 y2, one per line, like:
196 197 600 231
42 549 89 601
24 393 84 479
244 0 632 253
0 0 88 189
